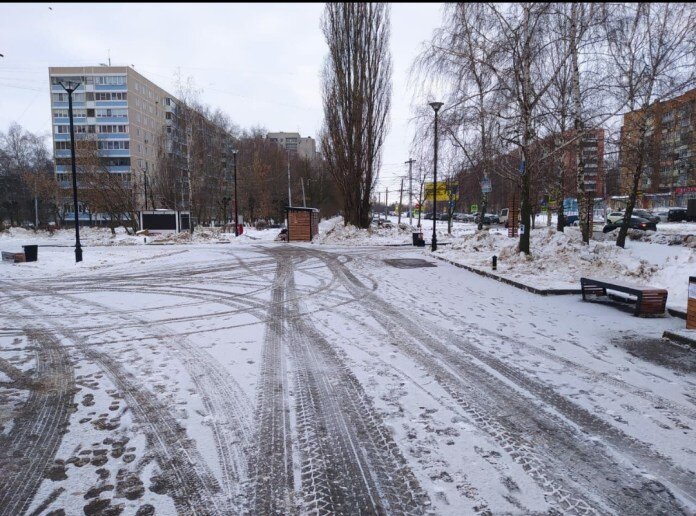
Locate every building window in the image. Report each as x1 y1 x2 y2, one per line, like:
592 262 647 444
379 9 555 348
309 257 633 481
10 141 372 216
97 125 129 134
95 75 126 86
96 108 128 118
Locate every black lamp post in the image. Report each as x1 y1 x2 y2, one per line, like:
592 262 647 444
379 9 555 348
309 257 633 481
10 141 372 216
142 162 150 211
429 101 443 252
232 150 239 236
60 80 83 263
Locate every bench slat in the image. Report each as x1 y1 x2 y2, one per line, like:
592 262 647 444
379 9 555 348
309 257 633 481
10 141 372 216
581 277 667 317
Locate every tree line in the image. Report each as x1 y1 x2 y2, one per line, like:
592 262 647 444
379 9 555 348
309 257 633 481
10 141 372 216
412 2 695 252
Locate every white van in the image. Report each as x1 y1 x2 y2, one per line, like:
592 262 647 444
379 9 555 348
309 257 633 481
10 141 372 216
499 208 509 226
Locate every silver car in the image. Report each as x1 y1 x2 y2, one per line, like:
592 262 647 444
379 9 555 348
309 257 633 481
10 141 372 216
606 211 624 224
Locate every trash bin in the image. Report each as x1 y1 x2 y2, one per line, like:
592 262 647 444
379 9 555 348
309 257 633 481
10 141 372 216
412 232 425 247
23 245 38 262
237 224 244 235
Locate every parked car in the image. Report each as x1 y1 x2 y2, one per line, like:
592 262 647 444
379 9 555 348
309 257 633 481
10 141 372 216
688 198 696 222
667 207 687 222
653 208 671 223
632 209 660 224
439 213 450 221
453 212 467 221
475 213 499 225
565 215 579 227
423 212 434 220
606 211 624 224
602 216 657 233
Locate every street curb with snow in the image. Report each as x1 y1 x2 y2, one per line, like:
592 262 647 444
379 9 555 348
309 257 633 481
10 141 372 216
662 330 696 349
431 254 582 296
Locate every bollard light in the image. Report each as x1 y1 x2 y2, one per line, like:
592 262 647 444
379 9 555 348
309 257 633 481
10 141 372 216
492 255 497 271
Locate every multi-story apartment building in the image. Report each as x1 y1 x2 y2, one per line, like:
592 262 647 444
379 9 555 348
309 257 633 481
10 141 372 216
457 128 605 213
619 87 696 207
49 65 184 222
267 131 317 160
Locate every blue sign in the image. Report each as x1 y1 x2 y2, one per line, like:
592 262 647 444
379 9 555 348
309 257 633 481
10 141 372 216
519 160 525 175
563 197 578 216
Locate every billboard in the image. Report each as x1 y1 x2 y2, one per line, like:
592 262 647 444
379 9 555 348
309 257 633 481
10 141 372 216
424 182 459 201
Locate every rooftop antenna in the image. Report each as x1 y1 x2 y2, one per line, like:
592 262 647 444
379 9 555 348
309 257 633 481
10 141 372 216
108 49 111 66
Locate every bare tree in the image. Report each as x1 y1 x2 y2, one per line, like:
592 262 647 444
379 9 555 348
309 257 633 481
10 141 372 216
74 138 139 234
414 3 504 232
0 123 54 227
602 3 696 248
320 3 392 228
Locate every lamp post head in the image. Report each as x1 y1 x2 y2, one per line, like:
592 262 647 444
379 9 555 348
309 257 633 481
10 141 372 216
429 101 444 113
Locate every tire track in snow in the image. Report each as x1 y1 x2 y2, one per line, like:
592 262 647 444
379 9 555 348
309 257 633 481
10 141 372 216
312 247 692 515
248 257 295 514
272 247 430 515
1 292 231 515
0 328 75 516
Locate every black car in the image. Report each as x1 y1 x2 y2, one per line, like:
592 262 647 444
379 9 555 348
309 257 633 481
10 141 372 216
602 216 657 233
632 209 660 224
478 213 499 224
667 208 687 222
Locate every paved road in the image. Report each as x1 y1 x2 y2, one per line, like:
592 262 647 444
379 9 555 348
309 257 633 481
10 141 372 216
0 244 694 515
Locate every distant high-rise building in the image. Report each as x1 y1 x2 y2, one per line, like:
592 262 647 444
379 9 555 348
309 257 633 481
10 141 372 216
267 131 317 160
49 66 182 221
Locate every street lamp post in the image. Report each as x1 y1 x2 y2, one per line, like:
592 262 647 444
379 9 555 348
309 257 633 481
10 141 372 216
232 149 239 237
429 101 443 252
142 162 150 211
60 80 83 263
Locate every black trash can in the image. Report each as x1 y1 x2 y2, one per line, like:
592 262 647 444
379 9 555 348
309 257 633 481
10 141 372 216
412 232 425 247
23 245 38 262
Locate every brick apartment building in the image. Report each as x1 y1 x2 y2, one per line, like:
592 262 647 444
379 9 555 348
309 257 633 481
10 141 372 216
619 87 696 208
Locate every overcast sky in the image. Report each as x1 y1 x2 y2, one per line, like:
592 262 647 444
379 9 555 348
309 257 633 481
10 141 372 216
0 2 445 192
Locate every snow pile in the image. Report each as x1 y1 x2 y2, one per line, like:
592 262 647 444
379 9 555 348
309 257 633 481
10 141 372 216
438 226 695 309
313 216 419 245
0 224 282 248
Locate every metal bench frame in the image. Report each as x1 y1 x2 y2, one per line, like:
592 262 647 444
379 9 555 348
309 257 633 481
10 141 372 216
580 277 668 317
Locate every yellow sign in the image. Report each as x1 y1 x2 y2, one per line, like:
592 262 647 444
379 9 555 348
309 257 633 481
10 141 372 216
424 182 458 202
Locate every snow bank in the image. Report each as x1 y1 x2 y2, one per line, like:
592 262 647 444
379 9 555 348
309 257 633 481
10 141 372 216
438 226 695 309
313 216 420 245
0 224 282 248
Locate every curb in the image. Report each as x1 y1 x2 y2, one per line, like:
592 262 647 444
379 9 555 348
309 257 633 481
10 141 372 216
662 330 696 349
667 308 687 320
431 255 581 296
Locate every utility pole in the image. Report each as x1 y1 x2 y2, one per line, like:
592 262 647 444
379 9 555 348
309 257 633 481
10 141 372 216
287 153 292 208
385 187 389 221
33 169 38 230
378 191 381 222
398 178 404 225
233 150 239 236
301 178 306 207
405 158 415 225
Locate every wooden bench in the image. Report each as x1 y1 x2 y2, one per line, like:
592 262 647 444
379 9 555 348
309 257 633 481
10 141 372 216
1 251 26 263
580 277 667 317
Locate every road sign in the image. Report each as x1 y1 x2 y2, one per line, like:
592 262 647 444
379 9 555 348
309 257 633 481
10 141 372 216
519 160 525 175
471 204 478 213
425 182 459 201
481 177 492 193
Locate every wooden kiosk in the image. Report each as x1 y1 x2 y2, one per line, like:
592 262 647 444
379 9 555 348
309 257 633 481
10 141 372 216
286 207 319 242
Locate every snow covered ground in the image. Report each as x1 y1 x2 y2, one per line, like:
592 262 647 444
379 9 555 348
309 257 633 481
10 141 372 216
0 240 694 515
315 216 696 311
